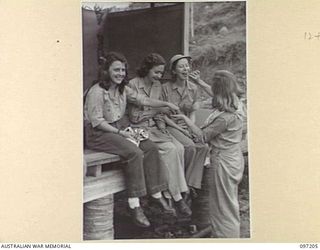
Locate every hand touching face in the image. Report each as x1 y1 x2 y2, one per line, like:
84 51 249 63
189 70 201 83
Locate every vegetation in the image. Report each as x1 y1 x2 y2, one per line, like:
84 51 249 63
190 2 247 100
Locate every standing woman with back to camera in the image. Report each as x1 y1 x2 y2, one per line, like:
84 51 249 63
83 52 179 228
171 70 245 238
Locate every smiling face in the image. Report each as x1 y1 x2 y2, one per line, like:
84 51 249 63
108 60 126 85
146 64 165 83
173 58 191 81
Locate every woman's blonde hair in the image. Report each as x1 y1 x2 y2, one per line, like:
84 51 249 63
211 70 240 112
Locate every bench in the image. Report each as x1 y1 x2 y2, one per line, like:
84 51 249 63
83 149 126 202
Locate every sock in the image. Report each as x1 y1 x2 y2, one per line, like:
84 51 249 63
151 192 162 199
163 191 172 199
172 193 183 202
128 197 140 209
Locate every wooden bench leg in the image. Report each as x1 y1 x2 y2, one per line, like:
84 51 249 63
86 164 102 177
83 194 114 240
83 160 87 177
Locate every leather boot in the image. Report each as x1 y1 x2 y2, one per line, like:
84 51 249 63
150 197 177 216
129 206 151 227
175 199 192 217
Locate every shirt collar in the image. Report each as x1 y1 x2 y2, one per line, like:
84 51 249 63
138 77 147 89
138 77 159 91
172 80 192 91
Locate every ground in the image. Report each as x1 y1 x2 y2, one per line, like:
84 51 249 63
113 154 250 239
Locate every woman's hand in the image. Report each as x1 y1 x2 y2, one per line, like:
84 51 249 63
171 113 188 121
165 102 180 112
159 128 170 135
189 70 213 97
172 114 203 139
156 106 171 115
119 128 135 138
119 130 133 138
180 128 192 138
189 70 201 84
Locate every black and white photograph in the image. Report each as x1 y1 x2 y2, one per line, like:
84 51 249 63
82 1 249 240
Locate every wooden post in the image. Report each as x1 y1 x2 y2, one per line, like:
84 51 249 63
183 3 190 55
83 195 114 240
190 3 194 39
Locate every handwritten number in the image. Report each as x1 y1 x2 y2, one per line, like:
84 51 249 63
304 32 320 40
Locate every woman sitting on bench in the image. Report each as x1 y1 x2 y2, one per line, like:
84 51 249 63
84 52 178 227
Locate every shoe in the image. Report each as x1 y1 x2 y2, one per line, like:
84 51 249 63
175 199 192 217
189 187 199 199
182 192 191 205
150 197 177 216
129 206 151 228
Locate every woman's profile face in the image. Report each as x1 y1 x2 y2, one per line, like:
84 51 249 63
173 58 190 81
108 60 126 85
146 65 165 83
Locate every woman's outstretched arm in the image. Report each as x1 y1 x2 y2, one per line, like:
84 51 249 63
125 86 180 111
172 113 228 143
171 114 203 138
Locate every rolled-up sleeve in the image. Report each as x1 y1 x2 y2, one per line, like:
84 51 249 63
129 108 153 124
86 89 105 128
125 86 148 106
202 117 227 143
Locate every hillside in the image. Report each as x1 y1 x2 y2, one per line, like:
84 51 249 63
190 2 247 96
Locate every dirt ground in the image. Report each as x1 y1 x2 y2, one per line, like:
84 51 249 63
113 154 250 239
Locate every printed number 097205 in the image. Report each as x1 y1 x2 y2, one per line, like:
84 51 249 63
300 244 318 248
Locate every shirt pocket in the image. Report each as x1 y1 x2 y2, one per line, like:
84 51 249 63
102 97 114 122
102 96 112 111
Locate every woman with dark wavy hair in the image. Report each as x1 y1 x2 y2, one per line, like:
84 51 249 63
128 53 192 217
84 52 179 227
171 70 245 238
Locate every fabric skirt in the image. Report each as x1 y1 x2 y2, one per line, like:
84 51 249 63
208 145 244 238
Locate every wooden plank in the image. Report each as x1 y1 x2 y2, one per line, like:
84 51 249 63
84 150 121 167
83 169 126 203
